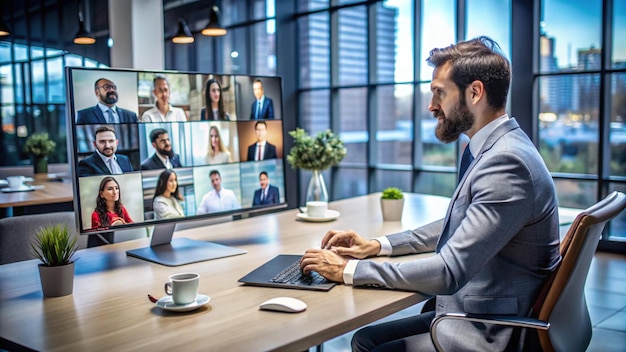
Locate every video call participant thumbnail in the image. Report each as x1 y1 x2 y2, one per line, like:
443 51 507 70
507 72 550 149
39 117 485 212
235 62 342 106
140 75 188 123
250 79 274 120
78 126 134 177
201 78 231 121
141 128 183 170
252 171 279 206
246 121 277 161
206 125 233 165
76 77 138 124
91 176 133 229
152 169 185 220
196 170 241 214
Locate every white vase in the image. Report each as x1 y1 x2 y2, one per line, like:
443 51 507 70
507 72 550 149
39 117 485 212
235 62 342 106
38 262 75 297
381 198 404 221
306 170 329 204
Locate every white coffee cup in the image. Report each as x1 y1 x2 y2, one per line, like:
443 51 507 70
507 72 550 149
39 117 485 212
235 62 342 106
306 201 328 218
7 176 25 189
164 273 199 305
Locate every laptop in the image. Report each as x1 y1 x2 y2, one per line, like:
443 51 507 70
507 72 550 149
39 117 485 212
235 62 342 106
238 254 336 291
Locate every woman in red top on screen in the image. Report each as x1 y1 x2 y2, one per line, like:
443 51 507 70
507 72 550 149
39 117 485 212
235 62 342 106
91 176 133 228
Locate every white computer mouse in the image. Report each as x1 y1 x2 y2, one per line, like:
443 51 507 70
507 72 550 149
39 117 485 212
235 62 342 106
259 297 307 313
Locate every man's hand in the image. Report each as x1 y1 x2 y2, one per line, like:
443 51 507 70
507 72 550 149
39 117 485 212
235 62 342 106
321 229 381 259
300 249 347 283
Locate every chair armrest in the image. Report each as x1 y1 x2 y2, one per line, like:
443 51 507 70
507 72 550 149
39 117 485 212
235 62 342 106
430 313 550 352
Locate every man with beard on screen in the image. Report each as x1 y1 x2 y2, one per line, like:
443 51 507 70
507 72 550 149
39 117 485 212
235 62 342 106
78 125 134 176
300 36 560 351
76 77 138 124
141 128 183 170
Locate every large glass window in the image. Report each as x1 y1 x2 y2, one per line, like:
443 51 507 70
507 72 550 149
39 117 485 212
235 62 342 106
0 41 107 166
538 0 626 242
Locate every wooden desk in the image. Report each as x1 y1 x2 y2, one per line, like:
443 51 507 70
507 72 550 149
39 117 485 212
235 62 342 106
0 193 449 351
0 180 73 217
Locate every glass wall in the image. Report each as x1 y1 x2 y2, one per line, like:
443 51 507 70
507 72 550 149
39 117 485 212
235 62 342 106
0 41 106 166
537 0 626 240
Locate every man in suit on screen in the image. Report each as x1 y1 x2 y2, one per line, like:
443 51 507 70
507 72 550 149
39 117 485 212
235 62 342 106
246 121 277 161
141 128 183 170
76 77 138 124
249 79 274 120
252 171 279 206
300 37 561 351
78 126 134 177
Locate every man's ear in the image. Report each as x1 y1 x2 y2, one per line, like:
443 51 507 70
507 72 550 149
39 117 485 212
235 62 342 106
468 80 484 104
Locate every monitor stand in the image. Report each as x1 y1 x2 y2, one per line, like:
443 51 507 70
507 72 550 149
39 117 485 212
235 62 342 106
126 223 247 266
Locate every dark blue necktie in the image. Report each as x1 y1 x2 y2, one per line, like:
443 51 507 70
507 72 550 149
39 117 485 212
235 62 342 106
458 145 474 183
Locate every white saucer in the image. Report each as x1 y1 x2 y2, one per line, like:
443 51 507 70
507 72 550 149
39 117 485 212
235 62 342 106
297 209 340 222
1 185 36 193
155 294 210 312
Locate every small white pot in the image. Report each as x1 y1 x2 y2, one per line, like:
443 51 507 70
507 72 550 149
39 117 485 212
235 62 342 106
38 262 75 297
381 198 404 221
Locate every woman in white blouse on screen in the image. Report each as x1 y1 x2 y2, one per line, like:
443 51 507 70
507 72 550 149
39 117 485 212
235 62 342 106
152 169 184 220
205 125 233 165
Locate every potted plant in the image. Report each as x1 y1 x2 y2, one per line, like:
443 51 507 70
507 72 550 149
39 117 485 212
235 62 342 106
31 224 79 297
381 187 404 221
287 128 347 204
24 132 56 175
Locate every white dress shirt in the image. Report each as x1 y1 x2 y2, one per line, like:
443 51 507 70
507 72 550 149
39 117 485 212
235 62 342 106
196 188 241 214
141 104 187 122
96 150 123 174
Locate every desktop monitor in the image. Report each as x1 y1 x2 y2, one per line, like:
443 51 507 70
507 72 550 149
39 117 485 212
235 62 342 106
65 67 288 266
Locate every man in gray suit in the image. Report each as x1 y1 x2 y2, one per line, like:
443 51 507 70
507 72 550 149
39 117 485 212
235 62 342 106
300 37 561 351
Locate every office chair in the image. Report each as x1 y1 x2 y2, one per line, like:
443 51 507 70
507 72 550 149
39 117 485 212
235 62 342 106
429 191 626 352
0 212 87 265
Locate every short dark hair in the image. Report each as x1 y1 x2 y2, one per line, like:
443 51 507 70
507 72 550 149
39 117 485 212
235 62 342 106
153 74 169 88
149 128 168 143
255 120 267 129
209 169 221 178
426 36 511 111
259 171 268 178
94 125 116 139
254 78 263 86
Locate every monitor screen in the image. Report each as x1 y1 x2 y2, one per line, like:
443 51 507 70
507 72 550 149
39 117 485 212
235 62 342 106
65 67 288 264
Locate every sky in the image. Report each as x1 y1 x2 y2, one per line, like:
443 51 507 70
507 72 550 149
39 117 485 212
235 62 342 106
383 0 626 80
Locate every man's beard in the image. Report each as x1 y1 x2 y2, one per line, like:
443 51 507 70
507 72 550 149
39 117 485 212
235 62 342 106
434 94 475 143
157 146 174 159
103 92 118 104
99 147 114 157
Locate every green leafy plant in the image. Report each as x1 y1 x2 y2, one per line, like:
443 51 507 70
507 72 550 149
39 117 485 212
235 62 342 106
381 187 403 200
287 128 347 171
31 224 79 267
24 132 56 157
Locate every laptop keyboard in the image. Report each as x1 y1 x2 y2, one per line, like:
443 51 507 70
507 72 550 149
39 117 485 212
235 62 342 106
270 259 327 285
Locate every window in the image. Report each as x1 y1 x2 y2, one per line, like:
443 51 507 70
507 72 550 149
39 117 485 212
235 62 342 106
538 0 626 240
0 42 107 166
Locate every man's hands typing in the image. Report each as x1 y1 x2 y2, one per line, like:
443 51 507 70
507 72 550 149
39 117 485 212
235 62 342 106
321 229 381 259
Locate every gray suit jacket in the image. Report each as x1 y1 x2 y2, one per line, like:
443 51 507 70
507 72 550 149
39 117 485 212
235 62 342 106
354 118 561 350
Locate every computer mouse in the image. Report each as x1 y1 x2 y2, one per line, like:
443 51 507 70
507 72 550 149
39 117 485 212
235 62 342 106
259 296 307 313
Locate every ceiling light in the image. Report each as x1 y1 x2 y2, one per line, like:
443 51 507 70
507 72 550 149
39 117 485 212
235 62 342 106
201 6 227 37
173 19 194 44
73 2 95 45
0 19 10 36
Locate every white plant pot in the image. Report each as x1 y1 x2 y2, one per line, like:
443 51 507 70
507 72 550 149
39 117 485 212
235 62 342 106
38 262 75 297
381 198 404 221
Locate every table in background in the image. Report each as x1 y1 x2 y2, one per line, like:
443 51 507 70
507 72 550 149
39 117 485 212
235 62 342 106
0 193 450 351
0 179 73 217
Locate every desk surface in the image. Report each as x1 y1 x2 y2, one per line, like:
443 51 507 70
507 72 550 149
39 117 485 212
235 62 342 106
0 193 449 351
0 179 73 208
